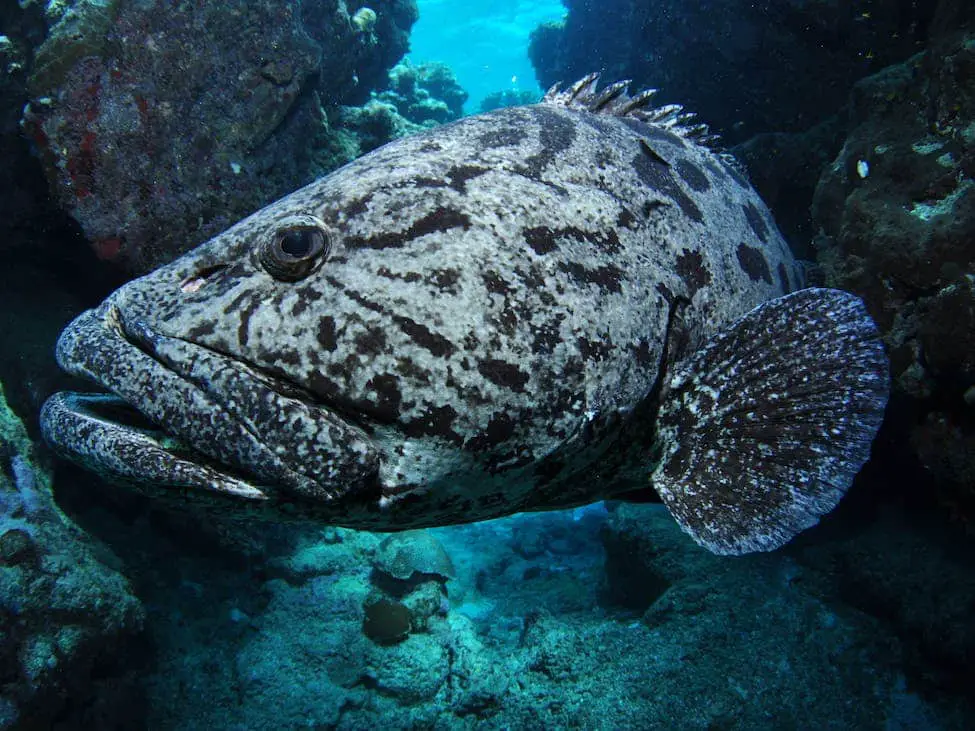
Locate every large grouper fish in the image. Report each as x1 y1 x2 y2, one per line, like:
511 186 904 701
41 76 890 554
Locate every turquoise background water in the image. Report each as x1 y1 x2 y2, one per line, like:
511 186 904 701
409 0 566 112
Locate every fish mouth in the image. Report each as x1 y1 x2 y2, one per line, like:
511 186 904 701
40 303 381 507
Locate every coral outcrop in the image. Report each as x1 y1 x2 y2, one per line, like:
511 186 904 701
379 60 468 124
134 508 970 727
365 531 454 643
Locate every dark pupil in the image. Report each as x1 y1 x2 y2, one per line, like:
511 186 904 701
279 229 317 258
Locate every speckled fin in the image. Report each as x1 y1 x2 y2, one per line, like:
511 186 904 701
651 288 890 555
543 73 718 147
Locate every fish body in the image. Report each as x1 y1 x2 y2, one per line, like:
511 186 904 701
41 77 890 554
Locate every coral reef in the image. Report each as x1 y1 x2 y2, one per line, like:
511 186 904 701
329 61 470 158
794 504 975 701
19 0 418 272
378 60 468 124
810 28 975 523
528 0 934 144
0 381 145 730
0 3 63 255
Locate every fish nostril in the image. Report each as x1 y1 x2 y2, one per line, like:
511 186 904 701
180 265 226 293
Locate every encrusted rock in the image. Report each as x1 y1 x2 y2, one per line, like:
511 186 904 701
0 380 145 729
20 0 418 272
811 29 975 526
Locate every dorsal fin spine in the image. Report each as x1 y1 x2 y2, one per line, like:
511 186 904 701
542 73 720 149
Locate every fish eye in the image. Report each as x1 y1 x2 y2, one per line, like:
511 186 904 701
259 216 331 281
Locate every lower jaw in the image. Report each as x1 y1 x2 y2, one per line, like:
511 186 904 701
40 391 270 501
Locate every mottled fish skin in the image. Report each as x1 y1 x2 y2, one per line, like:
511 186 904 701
44 83 805 531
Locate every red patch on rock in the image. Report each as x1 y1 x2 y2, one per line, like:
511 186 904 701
93 236 123 261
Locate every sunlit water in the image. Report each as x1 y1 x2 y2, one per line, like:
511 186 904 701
409 0 566 111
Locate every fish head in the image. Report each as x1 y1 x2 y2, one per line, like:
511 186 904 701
42 137 557 522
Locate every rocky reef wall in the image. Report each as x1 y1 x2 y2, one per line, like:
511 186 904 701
12 0 420 273
529 0 934 145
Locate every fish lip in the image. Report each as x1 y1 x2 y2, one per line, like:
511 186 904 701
40 391 271 501
45 303 380 503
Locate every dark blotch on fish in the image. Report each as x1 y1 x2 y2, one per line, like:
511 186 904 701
446 165 490 193
629 339 654 366
186 320 216 339
403 404 463 445
477 126 527 149
558 261 624 293
736 243 773 284
393 316 455 358
317 316 338 351
743 202 769 243
524 226 558 255
477 359 530 392
519 106 577 180
483 271 513 295
643 199 668 218
675 159 711 192
622 118 686 148
577 336 612 361
638 139 670 167
428 268 462 294
344 192 374 218
376 267 422 283
366 373 402 420
346 208 471 250
675 249 712 298
237 299 260 347
617 207 637 229
632 145 704 224
465 411 517 452
531 317 564 354
355 327 387 356
523 225 622 256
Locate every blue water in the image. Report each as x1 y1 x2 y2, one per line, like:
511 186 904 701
409 0 566 111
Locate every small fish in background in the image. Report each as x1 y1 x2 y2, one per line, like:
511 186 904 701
41 75 889 555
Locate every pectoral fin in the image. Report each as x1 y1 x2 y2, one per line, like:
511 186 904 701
652 288 889 555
